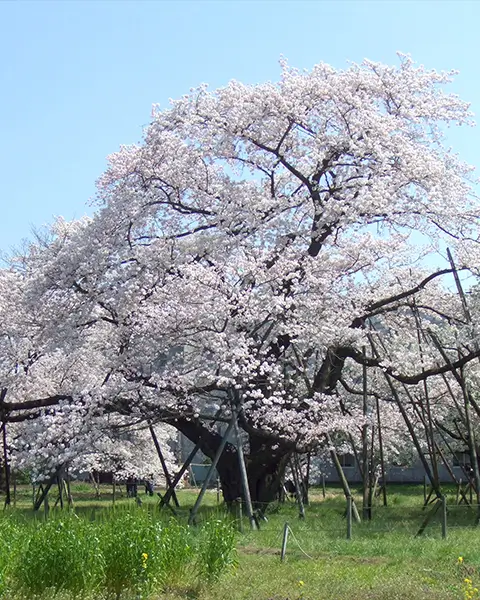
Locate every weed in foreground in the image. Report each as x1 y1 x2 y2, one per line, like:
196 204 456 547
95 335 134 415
197 518 238 583
10 516 101 597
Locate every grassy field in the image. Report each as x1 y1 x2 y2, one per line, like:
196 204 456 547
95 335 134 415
1 482 480 599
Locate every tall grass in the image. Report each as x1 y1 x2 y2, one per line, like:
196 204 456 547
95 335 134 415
1 485 479 599
156 519 194 588
11 515 102 596
0 509 237 599
197 519 238 583
98 511 163 598
0 518 22 596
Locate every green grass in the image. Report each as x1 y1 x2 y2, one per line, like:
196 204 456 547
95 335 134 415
1 483 480 599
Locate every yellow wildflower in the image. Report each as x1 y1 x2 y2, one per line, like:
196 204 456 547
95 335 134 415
459 556 464 564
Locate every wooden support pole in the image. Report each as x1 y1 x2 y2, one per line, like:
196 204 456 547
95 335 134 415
446 249 480 521
159 441 200 510
400 380 469 505
188 414 236 525
236 498 243 533
65 466 73 507
362 349 371 521
433 428 471 505
416 499 441 537
375 392 387 507
305 452 311 506
280 522 289 562
233 413 257 530
346 495 352 540
156 490 177 516
57 473 64 510
161 408 224 510
461 372 480 522
149 424 180 508
34 468 62 511
90 472 100 499
327 435 361 523
412 304 440 490
63 480 72 509
369 335 442 500
292 453 305 504
295 453 309 505
441 495 447 539
423 486 434 508
2 423 11 507
290 457 305 520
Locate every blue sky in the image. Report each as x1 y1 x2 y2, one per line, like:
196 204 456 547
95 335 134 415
1 0 479 254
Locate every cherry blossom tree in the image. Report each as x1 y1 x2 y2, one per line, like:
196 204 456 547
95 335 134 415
4 55 480 506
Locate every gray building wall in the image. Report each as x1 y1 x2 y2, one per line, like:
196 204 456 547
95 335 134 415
317 459 469 485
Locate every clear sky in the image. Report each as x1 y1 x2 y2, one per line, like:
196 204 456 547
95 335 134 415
1 0 479 254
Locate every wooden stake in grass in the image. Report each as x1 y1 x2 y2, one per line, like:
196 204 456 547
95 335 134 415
346 495 352 540
441 495 447 539
236 497 243 533
280 522 289 562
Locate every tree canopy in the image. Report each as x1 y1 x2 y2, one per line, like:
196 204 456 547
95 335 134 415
2 55 480 503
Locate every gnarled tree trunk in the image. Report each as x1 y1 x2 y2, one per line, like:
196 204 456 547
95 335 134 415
174 417 293 506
